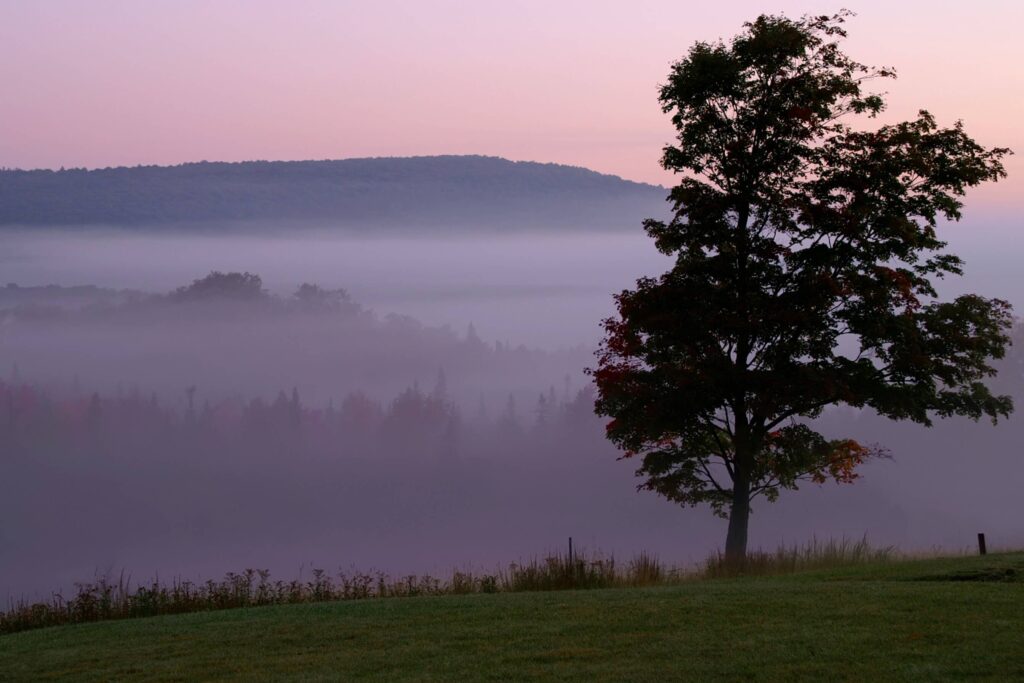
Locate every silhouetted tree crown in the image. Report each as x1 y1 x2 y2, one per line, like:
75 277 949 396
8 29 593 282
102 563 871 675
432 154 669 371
292 283 359 314
171 271 267 302
591 11 1013 561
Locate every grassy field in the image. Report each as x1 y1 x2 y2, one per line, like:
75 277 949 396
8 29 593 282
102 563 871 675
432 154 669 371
2 552 1022 681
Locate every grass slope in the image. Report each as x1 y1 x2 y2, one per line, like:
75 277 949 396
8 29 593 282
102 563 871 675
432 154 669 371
2 553 1023 682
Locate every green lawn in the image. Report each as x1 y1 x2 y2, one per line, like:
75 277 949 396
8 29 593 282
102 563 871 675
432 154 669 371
2 553 1023 681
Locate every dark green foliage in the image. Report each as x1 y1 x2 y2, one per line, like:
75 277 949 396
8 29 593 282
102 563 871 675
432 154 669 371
592 12 1013 559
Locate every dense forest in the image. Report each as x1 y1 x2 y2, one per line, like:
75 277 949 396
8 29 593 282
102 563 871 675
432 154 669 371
0 156 665 229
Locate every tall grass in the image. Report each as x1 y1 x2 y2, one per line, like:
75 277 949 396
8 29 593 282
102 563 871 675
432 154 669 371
703 536 896 578
1 539 897 636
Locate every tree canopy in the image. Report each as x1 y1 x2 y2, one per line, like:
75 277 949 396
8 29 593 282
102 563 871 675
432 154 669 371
591 11 1013 560
171 271 267 302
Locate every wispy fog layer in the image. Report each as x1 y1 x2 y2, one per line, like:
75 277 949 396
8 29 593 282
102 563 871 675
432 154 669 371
0 230 671 348
1 224 1022 598
1 223 1018 347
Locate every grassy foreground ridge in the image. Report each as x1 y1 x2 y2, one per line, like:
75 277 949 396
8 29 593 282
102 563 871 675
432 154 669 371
0 539 890 635
2 551 1023 681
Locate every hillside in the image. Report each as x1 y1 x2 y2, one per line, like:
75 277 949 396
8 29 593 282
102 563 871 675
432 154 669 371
3 553 1023 681
0 156 667 229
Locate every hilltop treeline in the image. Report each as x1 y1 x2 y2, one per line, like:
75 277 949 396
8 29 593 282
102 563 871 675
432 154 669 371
1 272 360 321
0 272 593 410
0 156 665 229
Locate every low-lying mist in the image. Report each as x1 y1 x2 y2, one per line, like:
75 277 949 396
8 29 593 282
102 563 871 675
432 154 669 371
0 276 591 412
2 223 1022 599
0 228 671 349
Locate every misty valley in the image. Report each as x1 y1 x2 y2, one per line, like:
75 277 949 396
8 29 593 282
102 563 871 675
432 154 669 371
4 3 1024 675
2 262 1022 598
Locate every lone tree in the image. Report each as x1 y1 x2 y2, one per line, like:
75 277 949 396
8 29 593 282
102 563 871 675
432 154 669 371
591 12 1013 562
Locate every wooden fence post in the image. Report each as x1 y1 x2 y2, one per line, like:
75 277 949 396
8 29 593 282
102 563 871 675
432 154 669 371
978 533 987 556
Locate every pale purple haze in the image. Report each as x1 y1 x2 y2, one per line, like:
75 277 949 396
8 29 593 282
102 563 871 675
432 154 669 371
2 2 1023 598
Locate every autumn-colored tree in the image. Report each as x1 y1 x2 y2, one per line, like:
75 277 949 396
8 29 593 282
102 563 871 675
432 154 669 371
591 12 1013 561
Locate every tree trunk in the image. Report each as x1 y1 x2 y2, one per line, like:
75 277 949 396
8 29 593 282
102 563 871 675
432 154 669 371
724 471 751 564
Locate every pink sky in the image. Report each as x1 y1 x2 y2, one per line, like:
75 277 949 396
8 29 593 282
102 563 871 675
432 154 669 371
2 1 1021 206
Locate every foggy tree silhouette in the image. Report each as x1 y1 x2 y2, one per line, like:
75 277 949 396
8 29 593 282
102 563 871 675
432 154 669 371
171 271 267 302
292 283 360 315
591 12 1014 561
339 392 384 438
535 393 551 431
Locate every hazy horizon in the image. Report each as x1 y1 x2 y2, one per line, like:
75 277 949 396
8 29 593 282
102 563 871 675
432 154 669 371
2 2 1021 206
4 214 1024 598
3 1 1023 608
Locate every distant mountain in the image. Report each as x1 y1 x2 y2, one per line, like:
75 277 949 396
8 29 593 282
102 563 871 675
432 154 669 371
0 156 667 230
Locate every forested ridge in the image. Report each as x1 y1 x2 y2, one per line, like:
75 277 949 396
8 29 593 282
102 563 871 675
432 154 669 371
0 156 665 229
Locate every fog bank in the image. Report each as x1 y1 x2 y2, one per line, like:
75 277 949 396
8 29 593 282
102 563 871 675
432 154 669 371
2 222 1022 599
